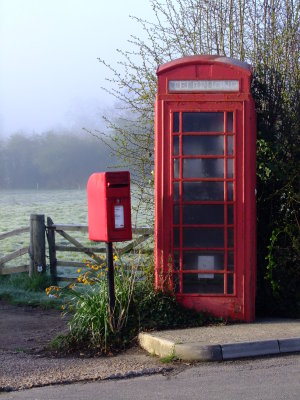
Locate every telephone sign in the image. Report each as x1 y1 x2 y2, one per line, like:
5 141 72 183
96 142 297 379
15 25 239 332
154 55 256 321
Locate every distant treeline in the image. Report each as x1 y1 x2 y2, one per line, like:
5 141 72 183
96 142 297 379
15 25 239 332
0 132 116 189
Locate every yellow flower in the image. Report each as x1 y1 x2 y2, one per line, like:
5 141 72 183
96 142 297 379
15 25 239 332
77 268 81 273
113 255 118 261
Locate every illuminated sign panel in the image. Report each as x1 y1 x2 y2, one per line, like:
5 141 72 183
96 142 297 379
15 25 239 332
169 80 239 92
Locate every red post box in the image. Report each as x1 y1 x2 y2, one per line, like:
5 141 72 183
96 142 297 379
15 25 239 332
155 55 256 322
87 171 132 242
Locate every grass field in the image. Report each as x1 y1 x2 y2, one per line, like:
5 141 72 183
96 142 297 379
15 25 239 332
0 190 88 268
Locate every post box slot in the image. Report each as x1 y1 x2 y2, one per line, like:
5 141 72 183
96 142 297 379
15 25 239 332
107 183 129 188
107 187 129 197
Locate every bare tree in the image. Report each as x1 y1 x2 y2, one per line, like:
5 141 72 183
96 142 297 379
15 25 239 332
95 0 299 231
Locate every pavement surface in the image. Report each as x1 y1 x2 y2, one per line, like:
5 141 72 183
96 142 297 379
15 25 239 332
139 319 300 361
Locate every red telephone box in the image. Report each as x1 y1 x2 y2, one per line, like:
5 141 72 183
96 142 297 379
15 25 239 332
154 55 256 321
87 171 132 242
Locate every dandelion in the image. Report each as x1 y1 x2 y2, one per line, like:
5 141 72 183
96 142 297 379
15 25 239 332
77 268 81 273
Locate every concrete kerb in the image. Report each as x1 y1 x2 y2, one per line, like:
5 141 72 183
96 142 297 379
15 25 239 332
138 333 300 362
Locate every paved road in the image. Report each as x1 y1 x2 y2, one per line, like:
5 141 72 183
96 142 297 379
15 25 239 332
1 354 299 400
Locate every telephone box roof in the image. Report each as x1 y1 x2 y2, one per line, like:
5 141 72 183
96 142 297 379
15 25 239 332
157 55 251 75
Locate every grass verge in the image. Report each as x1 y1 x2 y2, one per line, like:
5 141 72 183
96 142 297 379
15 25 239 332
0 273 63 309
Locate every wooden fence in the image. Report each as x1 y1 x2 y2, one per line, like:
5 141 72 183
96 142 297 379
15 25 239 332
0 214 153 282
0 227 30 275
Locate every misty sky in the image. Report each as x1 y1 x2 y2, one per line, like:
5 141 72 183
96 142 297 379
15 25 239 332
0 0 154 137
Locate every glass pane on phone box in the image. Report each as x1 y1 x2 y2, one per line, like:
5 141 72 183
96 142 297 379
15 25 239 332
227 205 234 224
227 159 234 178
173 136 179 155
227 112 233 132
173 228 180 247
183 158 224 178
183 251 224 270
227 274 234 294
183 112 224 132
183 274 224 294
173 251 180 270
183 228 224 248
182 135 224 155
227 182 234 201
183 204 224 224
227 136 234 155
173 205 180 224
174 159 180 178
173 182 179 201
228 252 234 270
228 228 234 248
183 182 224 201
173 112 179 132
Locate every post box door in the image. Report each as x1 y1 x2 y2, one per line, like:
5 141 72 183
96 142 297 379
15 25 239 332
167 102 244 302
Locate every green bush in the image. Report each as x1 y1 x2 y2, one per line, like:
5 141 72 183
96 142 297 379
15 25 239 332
133 284 210 331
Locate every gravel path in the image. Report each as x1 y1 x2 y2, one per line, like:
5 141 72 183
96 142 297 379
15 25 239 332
0 302 172 392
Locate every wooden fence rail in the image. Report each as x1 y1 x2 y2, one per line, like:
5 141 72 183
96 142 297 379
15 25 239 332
46 217 153 283
0 226 30 275
0 214 153 281
0 227 29 241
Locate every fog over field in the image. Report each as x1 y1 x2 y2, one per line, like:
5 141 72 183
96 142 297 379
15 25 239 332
0 132 118 190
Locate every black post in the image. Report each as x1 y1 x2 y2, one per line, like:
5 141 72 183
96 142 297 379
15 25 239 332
106 241 115 328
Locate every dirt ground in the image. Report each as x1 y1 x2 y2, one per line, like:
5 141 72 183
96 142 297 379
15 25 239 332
0 300 69 353
0 300 173 392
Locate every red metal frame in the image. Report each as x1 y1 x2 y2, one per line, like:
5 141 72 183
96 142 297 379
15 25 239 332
155 56 256 321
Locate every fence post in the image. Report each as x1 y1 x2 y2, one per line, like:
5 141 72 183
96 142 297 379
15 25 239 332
47 217 57 284
29 214 46 277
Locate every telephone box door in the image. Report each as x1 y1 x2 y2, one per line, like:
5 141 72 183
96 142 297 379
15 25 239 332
156 100 255 321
